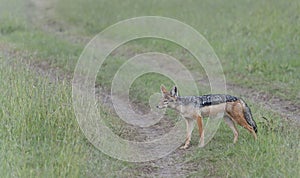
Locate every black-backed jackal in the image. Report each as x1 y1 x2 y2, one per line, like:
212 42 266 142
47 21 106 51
156 85 257 149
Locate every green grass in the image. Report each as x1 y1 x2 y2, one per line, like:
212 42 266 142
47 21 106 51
0 0 82 72
2 0 298 103
1 57 298 177
0 58 81 177
0 24 82 72
0 57 133 177
55 0 300 103
0 0 299 177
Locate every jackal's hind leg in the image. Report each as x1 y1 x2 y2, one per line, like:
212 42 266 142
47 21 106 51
228 102 257 140
180 118 194 149
224 116 239 143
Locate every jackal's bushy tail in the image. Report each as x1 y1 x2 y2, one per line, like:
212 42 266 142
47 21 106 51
240 99 257 133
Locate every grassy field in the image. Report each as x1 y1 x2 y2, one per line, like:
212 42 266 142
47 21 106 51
55 0 300 103
0 55 134 177
0 0 299 177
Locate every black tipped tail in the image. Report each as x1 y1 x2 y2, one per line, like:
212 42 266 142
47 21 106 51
241 99 257 133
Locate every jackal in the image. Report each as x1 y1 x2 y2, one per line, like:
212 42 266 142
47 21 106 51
156 85 257 149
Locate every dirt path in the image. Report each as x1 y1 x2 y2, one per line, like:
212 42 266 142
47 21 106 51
20 0 300 177
27 0 90 44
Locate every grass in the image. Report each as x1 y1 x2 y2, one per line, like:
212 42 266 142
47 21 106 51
0 0 82 72
0 0 299 177
0 22 82 72
2 0 298 102
0 56 133 177
55 0 300 103
0 57 82 177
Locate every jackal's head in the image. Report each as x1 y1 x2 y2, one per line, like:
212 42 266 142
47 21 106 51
156 85 178 109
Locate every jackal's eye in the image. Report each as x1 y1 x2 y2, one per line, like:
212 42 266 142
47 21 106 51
163 99 168 104
167 97 175 102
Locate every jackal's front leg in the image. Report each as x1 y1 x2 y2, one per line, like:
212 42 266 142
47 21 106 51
180 118 195 149
196 115 205 147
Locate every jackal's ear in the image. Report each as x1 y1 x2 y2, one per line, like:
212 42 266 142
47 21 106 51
170 86 178 97
160 84 168 94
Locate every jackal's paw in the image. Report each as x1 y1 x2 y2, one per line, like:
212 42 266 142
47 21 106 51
180 145 189 149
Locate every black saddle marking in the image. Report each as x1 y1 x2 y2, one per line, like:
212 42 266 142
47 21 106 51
178 94 238 107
